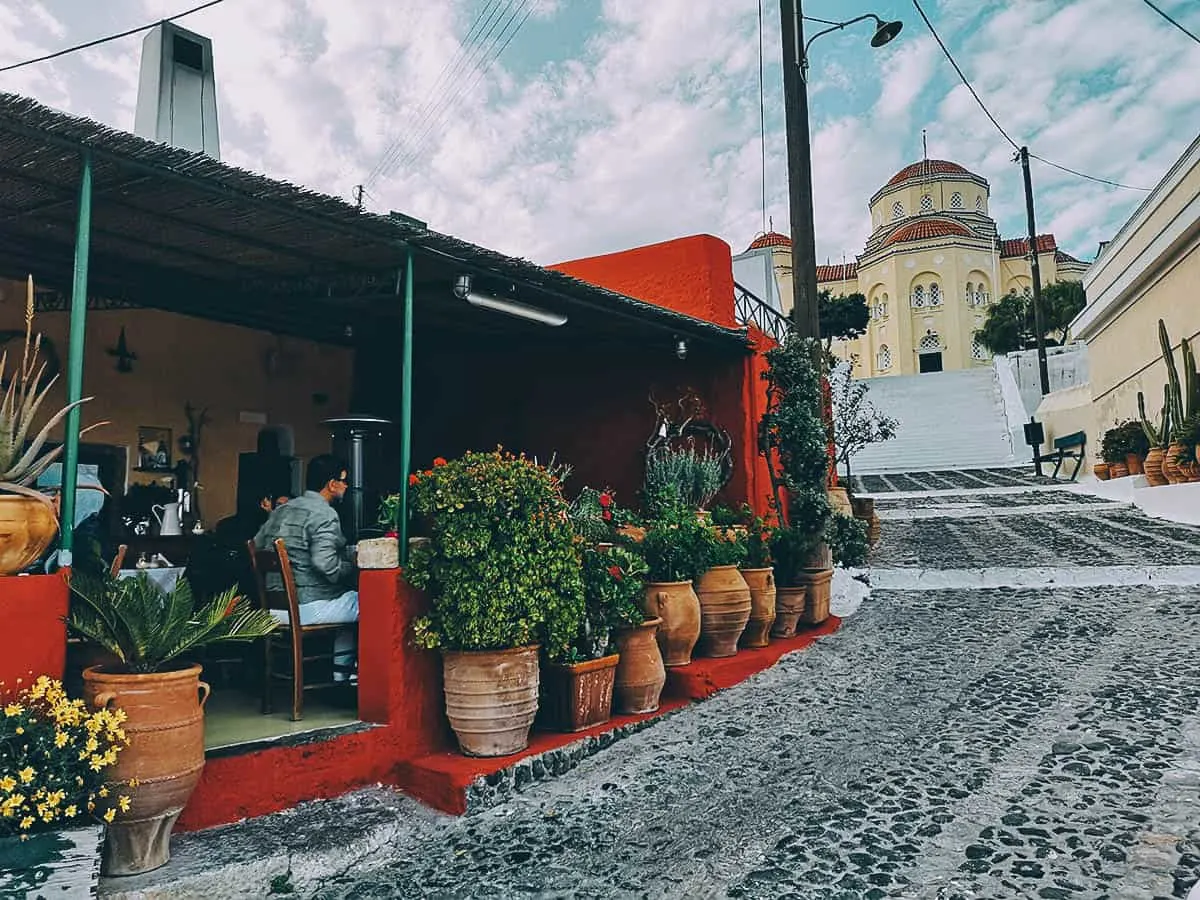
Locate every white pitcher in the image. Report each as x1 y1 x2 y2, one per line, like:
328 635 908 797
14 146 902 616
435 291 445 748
152 502 182 536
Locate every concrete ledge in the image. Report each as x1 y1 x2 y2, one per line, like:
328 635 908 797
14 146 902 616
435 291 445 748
1073 477 1200 526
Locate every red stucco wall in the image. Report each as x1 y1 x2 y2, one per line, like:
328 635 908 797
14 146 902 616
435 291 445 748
0 574 68 696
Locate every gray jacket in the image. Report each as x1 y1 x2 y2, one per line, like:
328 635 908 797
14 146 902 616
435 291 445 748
254 491 354 604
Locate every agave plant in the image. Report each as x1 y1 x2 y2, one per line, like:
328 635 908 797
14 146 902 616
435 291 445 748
68 572 278 674
0 276 98 499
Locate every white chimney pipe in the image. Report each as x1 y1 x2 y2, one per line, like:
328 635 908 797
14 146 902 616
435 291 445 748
134 21 221 159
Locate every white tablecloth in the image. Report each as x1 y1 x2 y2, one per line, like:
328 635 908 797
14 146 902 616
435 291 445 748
118 567 185 595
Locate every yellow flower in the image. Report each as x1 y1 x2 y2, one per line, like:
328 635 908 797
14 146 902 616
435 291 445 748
19 816 34 830
89 756 105 772
64 804 77 818
117 795 131 813
127 778 139 788
54 731 69 749
14 726 23 735
3 703 21 717
103 808 116 824
98 786 109 799
0 776 15 792
17 767 35 785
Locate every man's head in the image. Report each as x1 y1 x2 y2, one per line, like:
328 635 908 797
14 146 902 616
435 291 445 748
307 454 348 503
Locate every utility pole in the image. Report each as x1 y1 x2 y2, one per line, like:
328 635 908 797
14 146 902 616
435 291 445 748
354 184 364 210
780 0 820 340
1018 146 1051 396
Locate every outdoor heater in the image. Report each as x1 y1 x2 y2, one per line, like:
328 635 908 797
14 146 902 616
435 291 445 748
324 415 392 544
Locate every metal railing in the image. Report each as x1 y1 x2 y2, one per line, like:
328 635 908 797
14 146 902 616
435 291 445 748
734 281 792 344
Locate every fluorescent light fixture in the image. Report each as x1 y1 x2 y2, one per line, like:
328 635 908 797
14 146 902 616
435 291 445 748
453 275 568 327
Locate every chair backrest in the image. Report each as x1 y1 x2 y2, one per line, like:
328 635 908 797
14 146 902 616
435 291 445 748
108 544 128 579
1054 430 1086 450
246 538 301 626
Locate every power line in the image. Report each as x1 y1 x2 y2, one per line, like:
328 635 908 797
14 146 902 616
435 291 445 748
912 0 1151 192
1141 0 1200 45
0 0 229 74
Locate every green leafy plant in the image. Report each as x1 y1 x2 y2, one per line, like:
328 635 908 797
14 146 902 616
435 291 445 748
1 277 100 499
1117 419 1149 458
830 358 898 480
770 525 823 587
569 486 627 544
1100 425 1128 464
639 503 716 584
744 511 776 569
565 545 648 663
405 449 585 658
67 573 278 674
708 526 748 568
642 444 724 516
826 513 869 568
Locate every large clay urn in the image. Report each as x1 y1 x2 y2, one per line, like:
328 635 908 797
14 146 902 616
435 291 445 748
641 581 701 667
0 495 57 576
739 568 776 649
613 617 666 714
442 646 539 757
799 568 834 625
1125 453 1145 476
772 586 807 639
1164 442 1185 484
83 663 209 876
1144 447 1168 486
850 496 881 546
694 566 752 658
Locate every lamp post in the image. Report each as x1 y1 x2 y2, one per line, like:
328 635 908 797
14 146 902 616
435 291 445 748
781 3 903 338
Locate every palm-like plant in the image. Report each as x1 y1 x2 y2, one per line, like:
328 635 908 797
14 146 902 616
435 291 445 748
68 572 278 674
1 276 99 499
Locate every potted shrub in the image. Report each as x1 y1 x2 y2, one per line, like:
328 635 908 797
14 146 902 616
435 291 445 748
760 335 833 635
1 676 128 894
67 573 276 875
734 508 776 649
827 513 870 569
0 277 100 575
542 545 651 730
636 504 714 667
1174 414 1200 483
642 444 724 521
695 525 751 658
406 450 585 757
1159 320 1198 484
1115 419 1149 476
830 356 898 484
1138 387 1171 486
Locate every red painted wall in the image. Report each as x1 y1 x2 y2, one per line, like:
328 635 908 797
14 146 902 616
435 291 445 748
551 235 738 329
0 574 68 697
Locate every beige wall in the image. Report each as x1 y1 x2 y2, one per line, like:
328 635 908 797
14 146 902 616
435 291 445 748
1035 384 1097 474
0 280 354 521
1076 134 1200 448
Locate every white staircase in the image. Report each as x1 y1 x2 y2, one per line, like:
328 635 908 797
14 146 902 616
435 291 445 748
849 368 1018 474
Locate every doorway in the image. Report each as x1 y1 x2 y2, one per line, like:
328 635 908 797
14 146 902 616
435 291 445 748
919 351 943 373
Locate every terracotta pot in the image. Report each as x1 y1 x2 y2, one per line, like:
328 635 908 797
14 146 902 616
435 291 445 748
799 568 834 625
1107 461 1129 479
1164 442 1185 484
641 581 701 667
1144 447 1168 486
694 566 752 658
739 568 777 649
828 486 853 517
540 654 618 732
804 542 834 570
849 497 880 544
1179 450 1200 483
0 494 58 576
613 617 666 714
442 646 539 758
772 586 807 639
1125 453 1145 476
83 663 209 876
1093 462 1110 481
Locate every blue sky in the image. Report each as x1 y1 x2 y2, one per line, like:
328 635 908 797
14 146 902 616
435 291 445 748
0 0 1197 266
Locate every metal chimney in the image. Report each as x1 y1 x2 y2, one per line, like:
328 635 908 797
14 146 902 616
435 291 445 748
134 21 221 159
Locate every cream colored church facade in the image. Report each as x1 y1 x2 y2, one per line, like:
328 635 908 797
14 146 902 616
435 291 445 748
748 159 1089 377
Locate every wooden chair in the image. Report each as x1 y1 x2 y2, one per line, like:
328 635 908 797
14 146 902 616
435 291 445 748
246 539 348 721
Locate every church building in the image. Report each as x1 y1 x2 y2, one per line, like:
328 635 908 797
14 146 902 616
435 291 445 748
745 159 1089 377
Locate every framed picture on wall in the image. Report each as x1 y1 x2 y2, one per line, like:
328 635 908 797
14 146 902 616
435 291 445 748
136 426 172 472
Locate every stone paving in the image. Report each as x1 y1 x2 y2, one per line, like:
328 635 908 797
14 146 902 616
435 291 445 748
304 479 1200 898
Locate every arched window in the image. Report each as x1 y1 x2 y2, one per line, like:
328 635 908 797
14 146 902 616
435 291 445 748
919 331 940 352
920 194 934 213
965 281 974 305
976 285 989 305
892 200 904 220
975 195 984 212
1023 285 1033 298
876 345 892 370
911 284 925 308
880 293 888 318
928 283 942 306
951 192 964 210
971 339 989 361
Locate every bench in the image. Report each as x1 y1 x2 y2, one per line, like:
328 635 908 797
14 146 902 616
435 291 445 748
1032 430 1086 480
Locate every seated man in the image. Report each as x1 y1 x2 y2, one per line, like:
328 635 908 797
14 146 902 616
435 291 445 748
254 455 358 680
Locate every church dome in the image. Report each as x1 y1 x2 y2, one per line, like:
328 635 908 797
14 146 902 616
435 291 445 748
885 159 976 188
882 217 974 247
746 231 791 251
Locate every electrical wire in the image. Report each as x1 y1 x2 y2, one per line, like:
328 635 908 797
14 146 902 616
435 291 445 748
757 0 768 234
1140 0 1200 45
912 0 1151 192
0 0 229 74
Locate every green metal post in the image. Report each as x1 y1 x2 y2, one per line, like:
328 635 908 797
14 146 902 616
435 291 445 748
398 247 414 564
59 151 93 566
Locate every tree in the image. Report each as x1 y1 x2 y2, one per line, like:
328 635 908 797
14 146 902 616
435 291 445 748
974 280 1088 355
818 290 869 351
830 358 898 479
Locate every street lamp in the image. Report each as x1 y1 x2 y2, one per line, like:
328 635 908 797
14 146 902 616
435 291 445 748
781 3 902 338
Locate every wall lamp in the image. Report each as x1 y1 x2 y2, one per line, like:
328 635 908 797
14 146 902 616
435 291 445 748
453 274 568 327
675 337 688 360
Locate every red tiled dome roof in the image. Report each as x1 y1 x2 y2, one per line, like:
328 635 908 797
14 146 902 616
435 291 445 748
883 218 974 247
816 262 858 283
747 231 792 250
886 159 975 187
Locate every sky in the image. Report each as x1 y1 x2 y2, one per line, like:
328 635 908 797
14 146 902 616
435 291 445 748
0 0 1197 267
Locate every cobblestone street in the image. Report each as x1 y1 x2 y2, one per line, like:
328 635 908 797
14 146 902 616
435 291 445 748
310 472 1200 899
